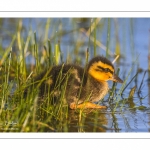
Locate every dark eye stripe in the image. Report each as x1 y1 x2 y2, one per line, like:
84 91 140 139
97 66 113 74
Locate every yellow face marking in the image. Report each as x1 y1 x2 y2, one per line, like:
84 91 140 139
88 61 114 82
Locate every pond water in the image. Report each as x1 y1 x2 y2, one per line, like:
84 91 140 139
0 18 150 132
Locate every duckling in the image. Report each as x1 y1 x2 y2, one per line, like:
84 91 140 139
30 55 123 109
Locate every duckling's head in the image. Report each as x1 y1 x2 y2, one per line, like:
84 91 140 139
87 56 123 83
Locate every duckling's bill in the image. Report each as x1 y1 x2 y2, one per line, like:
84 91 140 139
110 74 123 83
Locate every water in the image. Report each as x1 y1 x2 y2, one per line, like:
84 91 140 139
0 18 150 132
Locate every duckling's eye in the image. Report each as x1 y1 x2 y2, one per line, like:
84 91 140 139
104 68 114 74
104 68 109 72
97 66 113 74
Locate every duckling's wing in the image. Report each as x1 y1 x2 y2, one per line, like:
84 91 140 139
32 64 87 98
49 64 87 89
50 64 87 105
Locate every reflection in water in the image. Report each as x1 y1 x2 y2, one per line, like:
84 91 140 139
111 113 120 132
66 109 108 132
36 105 108 132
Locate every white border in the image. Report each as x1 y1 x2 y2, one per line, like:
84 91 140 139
0 11 150 18
0 137 149 150
0 133 150 138
0 0 150 12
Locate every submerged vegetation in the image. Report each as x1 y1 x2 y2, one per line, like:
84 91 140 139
0 18 149 132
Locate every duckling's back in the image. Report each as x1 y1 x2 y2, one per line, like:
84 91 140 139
32 64 87 103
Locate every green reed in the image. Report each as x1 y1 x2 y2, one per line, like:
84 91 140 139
106 18 110 58
34 31 40 73
94 18 97 56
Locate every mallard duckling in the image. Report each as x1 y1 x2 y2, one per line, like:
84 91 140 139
31 55 123 109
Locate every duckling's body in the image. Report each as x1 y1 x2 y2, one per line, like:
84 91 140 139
30 56 123 109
